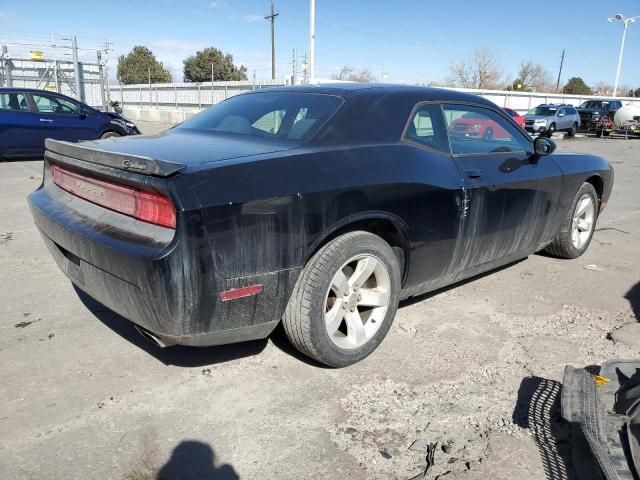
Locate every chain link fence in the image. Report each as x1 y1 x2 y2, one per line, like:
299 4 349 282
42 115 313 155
107 80 286 111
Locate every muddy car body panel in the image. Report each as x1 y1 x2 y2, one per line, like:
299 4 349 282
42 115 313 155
28 85 614 347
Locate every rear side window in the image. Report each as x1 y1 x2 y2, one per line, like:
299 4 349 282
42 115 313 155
0 93 29 111
443 104 531 155
177 92 343 142
404 104 449 153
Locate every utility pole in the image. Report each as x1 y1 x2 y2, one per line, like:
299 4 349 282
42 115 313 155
98 50 106 110
71 36 83 102
309 0 315 81
265 1 279 80
292 48 297 85
52 34 60 93
555 49 565 93
2 45 13 87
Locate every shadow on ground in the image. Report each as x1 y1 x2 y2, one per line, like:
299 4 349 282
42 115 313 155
513 375 603 480
156 441 238 480
124 440 238 480
75 287 268 367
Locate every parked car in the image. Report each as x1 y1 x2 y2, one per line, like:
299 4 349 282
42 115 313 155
28 85 613 367
524 104 581 137
0 88 139 159
502 107 526 128
449 111 511 139
577 99 622 131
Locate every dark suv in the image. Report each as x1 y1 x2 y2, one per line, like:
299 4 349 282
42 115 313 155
576 99 622 131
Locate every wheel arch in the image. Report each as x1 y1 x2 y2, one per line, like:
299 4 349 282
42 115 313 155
305 212 411 286
585 174 604 200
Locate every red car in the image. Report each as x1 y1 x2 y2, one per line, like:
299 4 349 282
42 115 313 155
449 112 511 140
502 107 526 128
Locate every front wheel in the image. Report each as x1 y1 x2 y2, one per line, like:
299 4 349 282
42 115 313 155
546 123 556 138
283 231 401 367
567 122 578 137
100 131 121 139
545 183 598 259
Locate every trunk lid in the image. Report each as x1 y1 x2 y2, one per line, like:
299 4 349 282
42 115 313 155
46 129 296 177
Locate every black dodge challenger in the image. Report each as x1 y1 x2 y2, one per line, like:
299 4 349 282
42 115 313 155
28 84 613 367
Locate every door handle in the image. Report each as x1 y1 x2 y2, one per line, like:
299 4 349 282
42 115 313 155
39 118 54 123
465 169 483 179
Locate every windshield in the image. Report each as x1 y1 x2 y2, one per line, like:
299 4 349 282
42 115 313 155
530 106 557 116
176 92 343 141
579 101 605 109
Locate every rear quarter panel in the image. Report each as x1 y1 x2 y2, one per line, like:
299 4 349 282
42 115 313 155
551 152 613 212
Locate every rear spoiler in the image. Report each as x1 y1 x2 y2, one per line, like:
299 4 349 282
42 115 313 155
45 139 185 177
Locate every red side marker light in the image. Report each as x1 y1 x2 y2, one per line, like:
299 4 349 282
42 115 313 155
219 284 263 302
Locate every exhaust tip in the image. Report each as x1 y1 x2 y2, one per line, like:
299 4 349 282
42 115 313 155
133 325 175 348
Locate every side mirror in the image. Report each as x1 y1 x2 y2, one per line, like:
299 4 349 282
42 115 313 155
533 136 556 156
558 113 565 117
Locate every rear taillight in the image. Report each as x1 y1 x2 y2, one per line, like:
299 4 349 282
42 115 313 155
51 163 176 229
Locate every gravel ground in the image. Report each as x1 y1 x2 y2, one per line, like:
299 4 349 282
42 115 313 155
0 128 638 480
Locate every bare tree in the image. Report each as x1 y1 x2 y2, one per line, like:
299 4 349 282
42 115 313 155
332 66 376 83
592 82 614 96
517 61 553 92
449 49 502 89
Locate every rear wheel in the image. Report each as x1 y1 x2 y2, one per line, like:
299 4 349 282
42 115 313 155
100 131 121 139
568 122 578 137
283 231 401 367
545 183 598 259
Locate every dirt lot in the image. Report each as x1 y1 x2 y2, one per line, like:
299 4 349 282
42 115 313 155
1 127 639 480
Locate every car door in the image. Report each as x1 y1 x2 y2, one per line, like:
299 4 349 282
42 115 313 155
0 91 45 157
29 92 98 144
442 103 563 272
556 107 569 130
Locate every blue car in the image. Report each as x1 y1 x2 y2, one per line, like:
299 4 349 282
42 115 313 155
0 88 140 159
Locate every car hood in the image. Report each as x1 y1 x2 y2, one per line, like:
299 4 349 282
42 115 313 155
105 111 134 122
77 128 296 167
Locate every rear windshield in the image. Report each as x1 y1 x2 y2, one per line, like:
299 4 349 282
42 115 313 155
176 92 343 141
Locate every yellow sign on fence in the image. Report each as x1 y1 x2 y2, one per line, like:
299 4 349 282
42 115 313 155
30 51 44 61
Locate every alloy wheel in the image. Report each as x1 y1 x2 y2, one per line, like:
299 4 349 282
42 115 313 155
324 254 391 350
571 194 595 249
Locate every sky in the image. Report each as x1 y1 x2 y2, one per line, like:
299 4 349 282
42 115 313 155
0 0 639 88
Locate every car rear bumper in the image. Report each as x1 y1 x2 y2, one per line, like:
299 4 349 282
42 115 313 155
28 181 297 347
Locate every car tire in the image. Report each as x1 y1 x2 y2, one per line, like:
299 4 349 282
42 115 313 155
483 128 494 140
100 131 121 139
282 231 401 367
595 129 603 138
568 122 578 137
546 123 556 137
545 182 598 259
603 131 611 137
